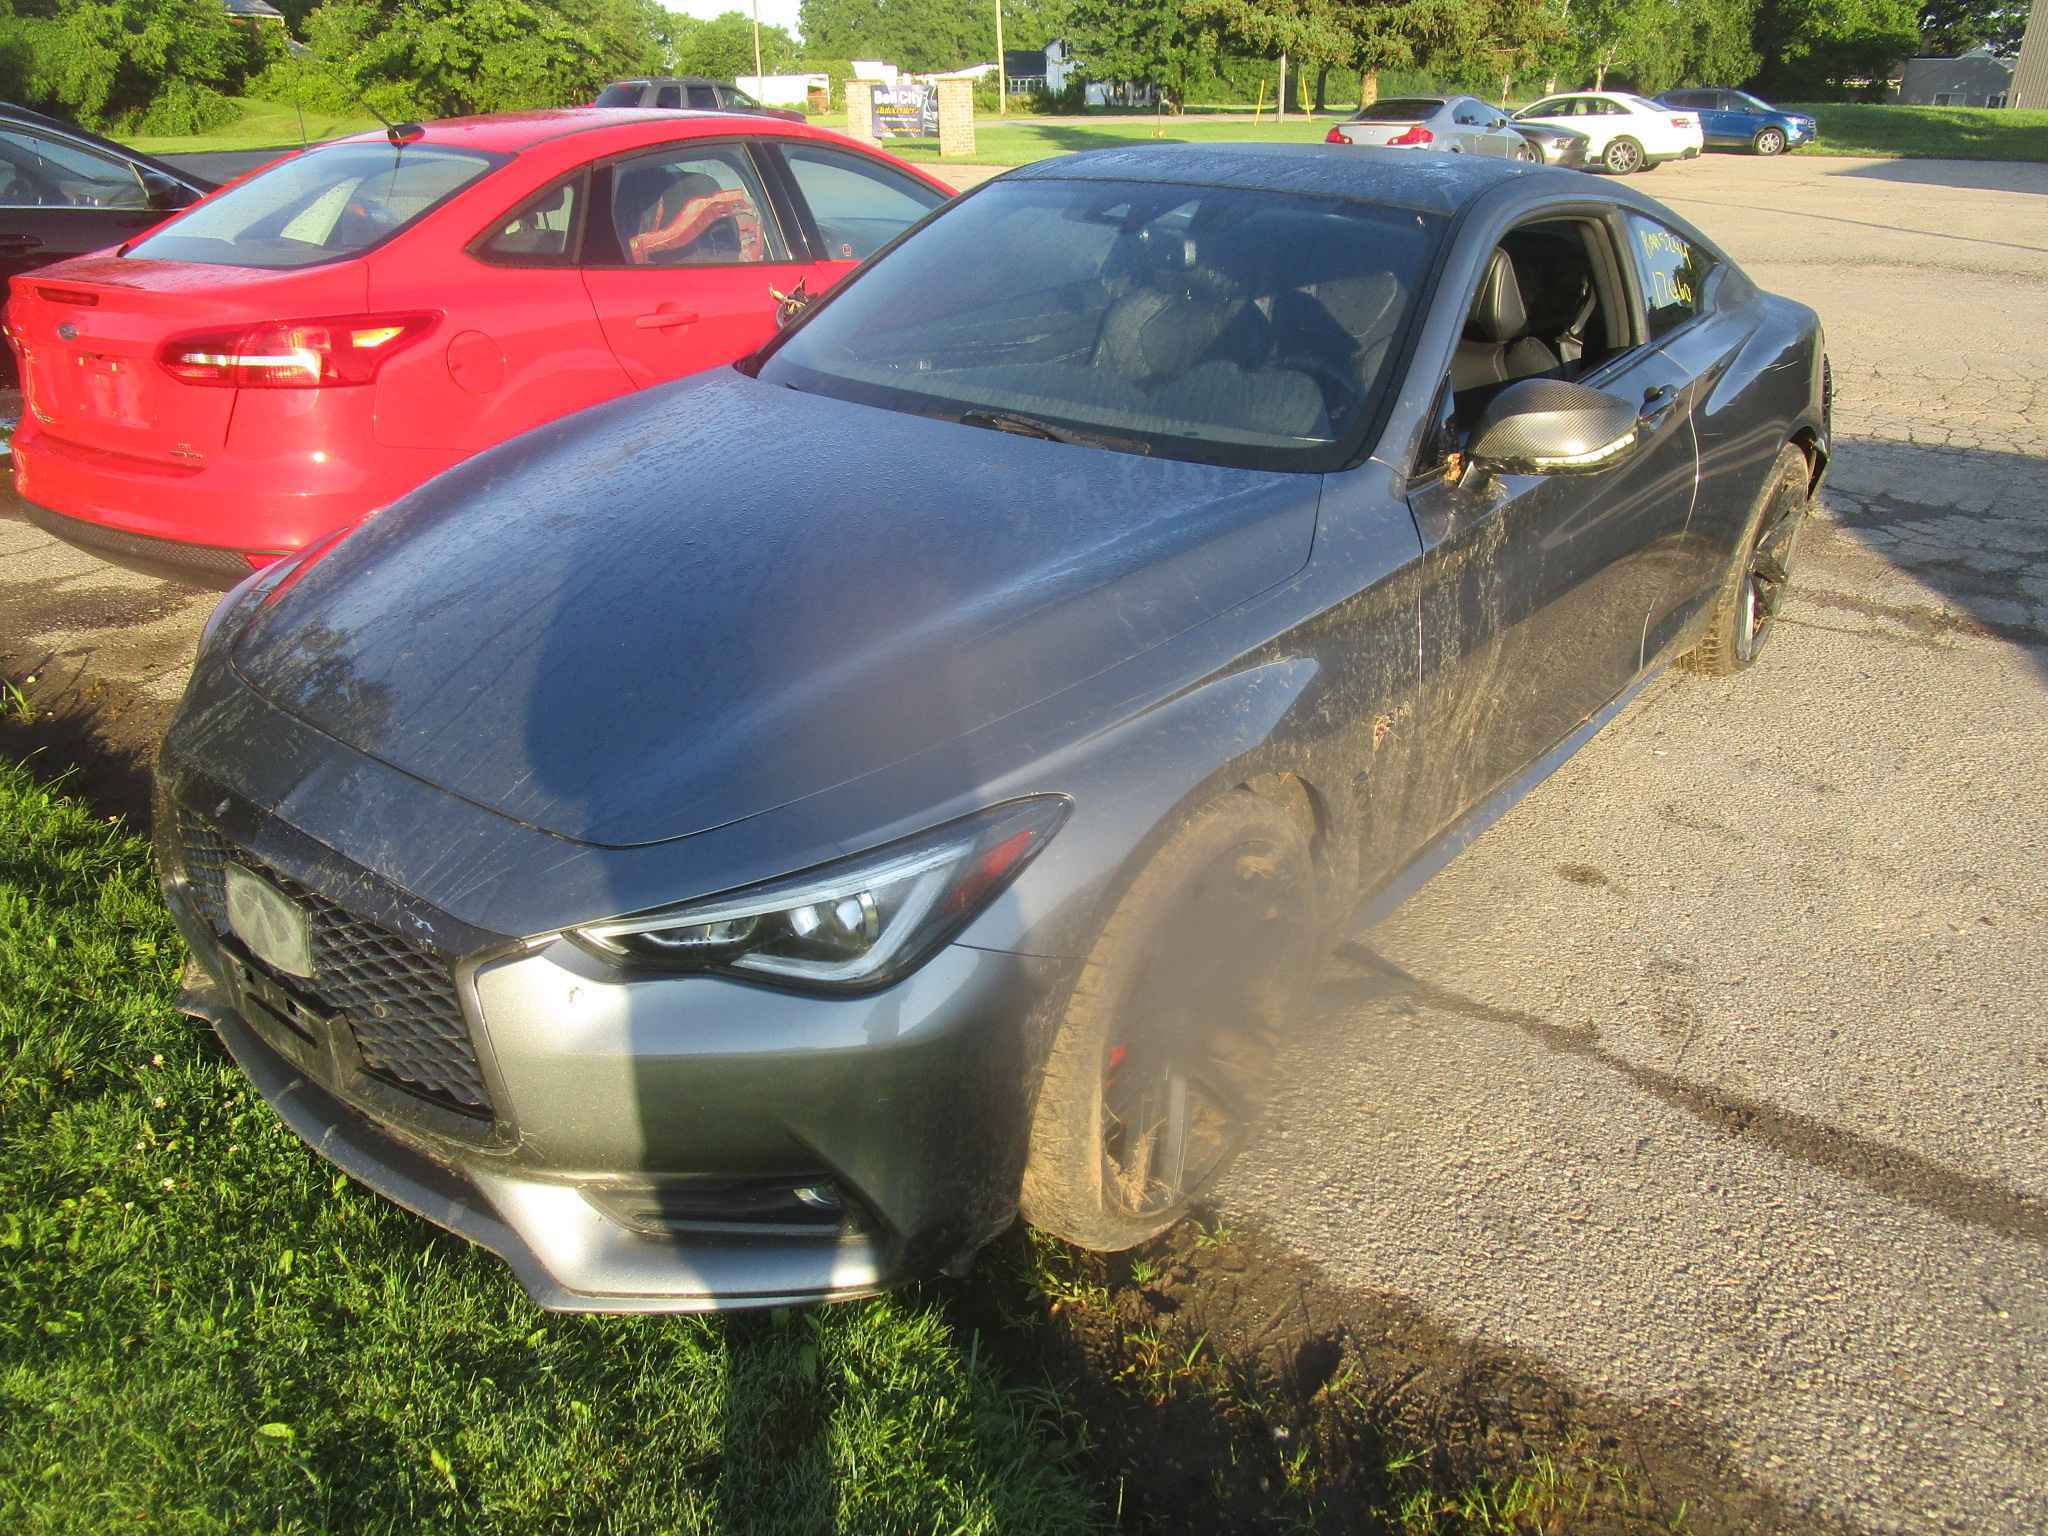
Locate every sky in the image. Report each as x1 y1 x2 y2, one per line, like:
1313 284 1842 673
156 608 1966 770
665 0 804 35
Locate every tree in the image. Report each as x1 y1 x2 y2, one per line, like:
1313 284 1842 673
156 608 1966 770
1752 0 1921 96
1060 0 1214 108
306 0 667 118
9 0 248 129
669 9 801 77
1918 0 2030 53
796 0 1065 71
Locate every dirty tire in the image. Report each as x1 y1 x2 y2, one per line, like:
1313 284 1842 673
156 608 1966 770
1753 127 1786 156
1021 788 1319 1252
1603 136 1644 174
1686 442 1811 676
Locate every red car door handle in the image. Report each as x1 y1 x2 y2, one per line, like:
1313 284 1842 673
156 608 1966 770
633 309 699 330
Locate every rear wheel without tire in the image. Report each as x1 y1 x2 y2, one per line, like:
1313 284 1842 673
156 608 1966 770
1687 442 1811 675
1753 127 1786 156
1603 136 1644 174
1020 789 1319 1251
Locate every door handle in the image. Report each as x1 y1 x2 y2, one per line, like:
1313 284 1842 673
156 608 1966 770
633 309 699 330
1639 384 1683 425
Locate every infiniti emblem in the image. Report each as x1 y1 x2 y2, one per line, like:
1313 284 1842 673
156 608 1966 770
56 322 77 340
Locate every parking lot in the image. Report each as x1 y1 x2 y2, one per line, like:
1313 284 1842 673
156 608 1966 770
3 149 2045 1532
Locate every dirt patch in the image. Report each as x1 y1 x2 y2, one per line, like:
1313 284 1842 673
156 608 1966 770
0 659 172 831
957 1220 1847 1534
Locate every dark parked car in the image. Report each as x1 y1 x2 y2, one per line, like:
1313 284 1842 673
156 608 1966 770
156 146 1829 1312
0 102 215 381
1506 119 1591 167
594 77 806 122
1657 89 1815 156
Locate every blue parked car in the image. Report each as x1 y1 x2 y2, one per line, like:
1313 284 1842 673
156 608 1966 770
1658 89 1815 156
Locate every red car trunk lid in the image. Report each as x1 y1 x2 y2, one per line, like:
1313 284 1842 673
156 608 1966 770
11 256 368 467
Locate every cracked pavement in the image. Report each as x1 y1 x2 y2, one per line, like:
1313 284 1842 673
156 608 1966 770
3 151 2044 1532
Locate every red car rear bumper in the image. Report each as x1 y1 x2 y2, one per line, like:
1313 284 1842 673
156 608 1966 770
12 410 456 589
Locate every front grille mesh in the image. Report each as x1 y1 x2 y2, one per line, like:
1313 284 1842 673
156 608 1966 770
181 822 492 1117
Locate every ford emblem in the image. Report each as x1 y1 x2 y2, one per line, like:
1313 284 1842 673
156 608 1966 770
56 322 77 340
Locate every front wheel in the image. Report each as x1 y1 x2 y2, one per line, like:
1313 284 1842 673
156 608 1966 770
1754 127 1787 156
1686 443 1811 675
1020 788 1319 1251
1602 136 1644 174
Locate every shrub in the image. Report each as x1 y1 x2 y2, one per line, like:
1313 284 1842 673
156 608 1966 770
121 77 241 137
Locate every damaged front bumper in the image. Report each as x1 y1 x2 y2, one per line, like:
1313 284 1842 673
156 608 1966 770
165 831 1072 1313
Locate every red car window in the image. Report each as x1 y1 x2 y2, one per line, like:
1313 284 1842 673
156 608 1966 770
605 148 785 267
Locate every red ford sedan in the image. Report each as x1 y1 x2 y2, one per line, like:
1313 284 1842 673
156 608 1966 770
6 110 953 585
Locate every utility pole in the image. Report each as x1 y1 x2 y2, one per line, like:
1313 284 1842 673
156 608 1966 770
1278 52 1287 122
995 0 1006 117
751 0 763 83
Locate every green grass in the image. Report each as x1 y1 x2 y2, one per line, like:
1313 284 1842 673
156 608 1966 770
0 759 1103 1535
866 113 1337 167
124 95 379 156
1788 102 2048 161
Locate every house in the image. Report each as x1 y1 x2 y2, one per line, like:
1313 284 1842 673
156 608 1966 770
2012 6 2047 108
1898 46 2015 107
1002 50 1047 96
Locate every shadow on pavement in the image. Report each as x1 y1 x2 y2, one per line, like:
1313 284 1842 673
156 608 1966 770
1826 158 2048 197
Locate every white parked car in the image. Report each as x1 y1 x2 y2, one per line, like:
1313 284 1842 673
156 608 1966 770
1511 92 1703 174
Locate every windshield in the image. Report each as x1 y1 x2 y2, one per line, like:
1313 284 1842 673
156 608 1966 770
594 83 645 107
126 144 501 269
753 178 1442 471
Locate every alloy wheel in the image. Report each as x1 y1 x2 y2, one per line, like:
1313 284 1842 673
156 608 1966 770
1604 138 1642 174
1736 492 1804 663
1755 128 1786 156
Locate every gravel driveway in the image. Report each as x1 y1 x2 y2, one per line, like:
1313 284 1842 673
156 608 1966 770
3 151 2044 1533
1225 153 2048 1533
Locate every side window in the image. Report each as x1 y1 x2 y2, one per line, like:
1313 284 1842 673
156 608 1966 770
1597 98 1627 116
723 87 761 109
778 144 943 261
600 146 786 267
476 177 582 265
686 85 720 111
1625 213 1715 340
654 84 682 109
0 129 147 210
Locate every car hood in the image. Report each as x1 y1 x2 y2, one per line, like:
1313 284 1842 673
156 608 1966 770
230 369 1320 847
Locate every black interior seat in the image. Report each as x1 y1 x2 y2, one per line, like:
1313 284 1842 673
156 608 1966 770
1451 248 1560 395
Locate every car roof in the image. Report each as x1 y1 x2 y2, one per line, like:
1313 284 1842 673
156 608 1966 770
1004 143 1563 217
325 107 793 155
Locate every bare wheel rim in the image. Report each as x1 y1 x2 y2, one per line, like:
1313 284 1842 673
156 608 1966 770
1756 129 1785 155
1606 139 1641 173
1099 837 1297 1218
1514 142 1537 163
1737 491 1804 662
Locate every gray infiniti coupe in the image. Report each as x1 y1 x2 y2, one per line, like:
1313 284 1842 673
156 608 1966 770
155 145 1829 1311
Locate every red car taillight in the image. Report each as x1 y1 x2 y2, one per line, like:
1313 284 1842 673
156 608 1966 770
1671 116 1691 129
1388 124 1434 146
1325 126 1346 144
159 312 440 389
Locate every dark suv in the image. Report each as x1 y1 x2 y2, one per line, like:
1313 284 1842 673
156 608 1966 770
594 78 806 123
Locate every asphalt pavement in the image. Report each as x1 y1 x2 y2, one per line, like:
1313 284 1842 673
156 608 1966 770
1224 153 2048 1533
2 151 2044 1532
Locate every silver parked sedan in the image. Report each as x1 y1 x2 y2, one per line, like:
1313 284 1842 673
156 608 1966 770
1325 96 1535 159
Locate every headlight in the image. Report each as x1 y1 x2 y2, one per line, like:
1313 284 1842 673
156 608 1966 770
571 796 1069 992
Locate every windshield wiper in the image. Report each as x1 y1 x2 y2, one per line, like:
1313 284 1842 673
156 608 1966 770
955 408 1151 455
